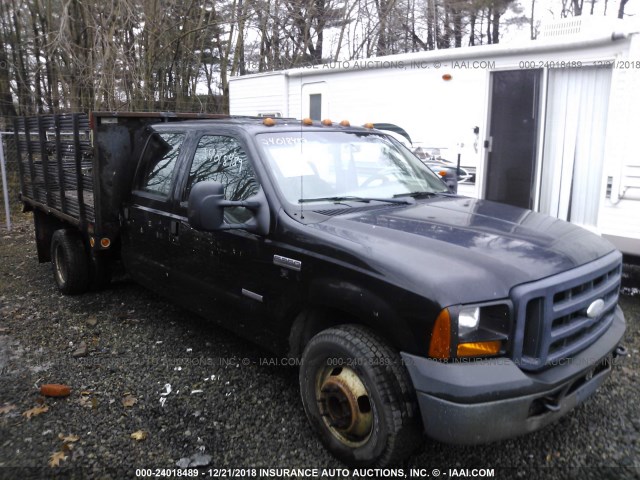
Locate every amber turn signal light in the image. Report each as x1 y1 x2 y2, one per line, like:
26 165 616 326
457 341 501 357
428 309 451 359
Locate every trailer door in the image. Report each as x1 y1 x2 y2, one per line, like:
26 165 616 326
484 70 541 209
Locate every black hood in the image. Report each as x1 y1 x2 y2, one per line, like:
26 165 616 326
308 196 616 306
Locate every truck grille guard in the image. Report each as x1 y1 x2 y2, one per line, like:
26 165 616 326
511 251 622 372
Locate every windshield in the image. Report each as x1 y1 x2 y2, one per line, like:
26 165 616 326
256 131 448 204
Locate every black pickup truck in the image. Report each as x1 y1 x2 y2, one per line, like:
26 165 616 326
14 112 627 467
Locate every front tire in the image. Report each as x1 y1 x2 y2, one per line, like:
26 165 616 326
299 324 422 467
50 229 90 295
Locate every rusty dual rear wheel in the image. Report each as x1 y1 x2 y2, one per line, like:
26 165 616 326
50 229 112 294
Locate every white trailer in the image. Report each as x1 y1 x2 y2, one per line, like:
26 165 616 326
229 17 640 257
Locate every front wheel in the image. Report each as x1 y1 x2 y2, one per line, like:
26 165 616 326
299 324 422 467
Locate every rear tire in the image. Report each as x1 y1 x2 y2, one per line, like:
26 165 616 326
50 229 90 295
299 324 422 467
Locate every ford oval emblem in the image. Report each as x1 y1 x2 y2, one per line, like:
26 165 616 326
586 299 605 318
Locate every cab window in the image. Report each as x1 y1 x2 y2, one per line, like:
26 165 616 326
185 135 258 223
137 132 185 196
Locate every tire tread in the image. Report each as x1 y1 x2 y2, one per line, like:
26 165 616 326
301 324 422 466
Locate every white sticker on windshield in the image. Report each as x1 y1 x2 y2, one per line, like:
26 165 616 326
273 156 315 178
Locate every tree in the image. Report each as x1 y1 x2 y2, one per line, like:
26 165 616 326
618 0 628 18
0 0 532 120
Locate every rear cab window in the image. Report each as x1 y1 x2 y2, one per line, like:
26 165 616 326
136 132 186 198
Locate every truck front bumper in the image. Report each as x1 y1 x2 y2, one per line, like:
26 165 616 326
401 306 626 445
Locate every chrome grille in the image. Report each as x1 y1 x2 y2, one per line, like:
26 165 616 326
511 251 622 371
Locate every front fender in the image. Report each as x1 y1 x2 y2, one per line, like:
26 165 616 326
306 276 428 354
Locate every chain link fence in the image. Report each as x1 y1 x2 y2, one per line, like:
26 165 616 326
0 126 21 231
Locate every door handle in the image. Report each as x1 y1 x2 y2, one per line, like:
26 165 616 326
170 220 180 236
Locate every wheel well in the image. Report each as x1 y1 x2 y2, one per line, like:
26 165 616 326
287 307 362 358
34 210 78 263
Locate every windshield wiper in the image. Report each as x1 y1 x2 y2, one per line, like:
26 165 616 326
298 195 412 205
393 191 444 199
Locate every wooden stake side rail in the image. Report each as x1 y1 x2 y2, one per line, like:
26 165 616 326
13 114 94 227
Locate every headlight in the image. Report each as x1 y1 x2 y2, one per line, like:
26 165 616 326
456 304 510 358
428 303 511 360
458 307 480 336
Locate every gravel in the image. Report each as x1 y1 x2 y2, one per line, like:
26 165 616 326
0 214 639 479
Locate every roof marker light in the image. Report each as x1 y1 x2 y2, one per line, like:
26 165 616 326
321 119 332 126
263 117 276 126
302 118 313 126
339 120 350 127
363 123 374 129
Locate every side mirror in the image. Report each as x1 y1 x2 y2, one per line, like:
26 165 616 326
187 181 226 231
187 180 270 235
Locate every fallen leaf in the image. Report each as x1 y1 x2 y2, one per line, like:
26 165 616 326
23 405 49 419
61 443 74 452
58 434 80 443
80 391 93 396
130 430 147 441
48 450 68 467
40 384 72 398
0 404 17 415
122 395 138 408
